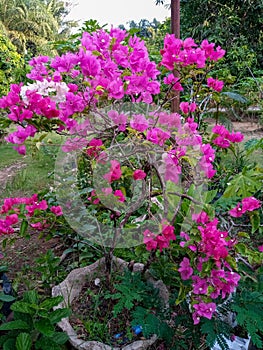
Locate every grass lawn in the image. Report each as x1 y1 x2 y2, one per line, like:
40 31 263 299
0 143 22 168
0 133 64 199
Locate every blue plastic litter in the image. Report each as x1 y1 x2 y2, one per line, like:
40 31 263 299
132 325 143 335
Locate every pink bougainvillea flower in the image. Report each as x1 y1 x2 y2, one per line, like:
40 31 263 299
101 187 113 196
241 196 261 212
143 223 175 253
133 169 146 180
79 51 101 77
156 234 170 252
6 125 37 146
213 136 230 148
26 200 48 216
179 102 189 114
5 214 19 226
163 154 181 183
50 206 63 216
143 229 158 251
146 128 170 146
61 137 88 152
212 124 230 138
193 302 216 324
207 77 224 92
130 114 149 132
86 138 103 158
227 132 244 143
192 211 210 225
114 189 125 202
192 276 209 295
108 110 127 131
162 223 176 241
30 221 49 231
201 143 215 163
178 257 193 280
258 245 263 252
229 197 261 217
179 102 197 114
163 74 183 91
229 203 243 217
103 160 122 183
13 145 26 155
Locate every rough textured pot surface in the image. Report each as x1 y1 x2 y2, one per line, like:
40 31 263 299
52 257 168 350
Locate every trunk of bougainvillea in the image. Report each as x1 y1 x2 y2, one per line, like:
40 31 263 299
171 0 180 113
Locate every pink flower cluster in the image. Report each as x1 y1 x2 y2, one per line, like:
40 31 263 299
88 188 126 204
212 124 244 148
229 196 261 217
177 211 241 323
0 29 160 153
179 102 197 115
0 195 63 235
160 35 225 71
143 222 176 252
207 77 224 92
104 160 122 183
160 116 216 181
133 169 146 180
86 138 103 158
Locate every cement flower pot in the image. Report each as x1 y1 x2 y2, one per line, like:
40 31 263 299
52 257 169 350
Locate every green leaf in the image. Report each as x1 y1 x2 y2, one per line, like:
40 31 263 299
223 168 263 198
34 318 54 337
20 219 28 236
204 190 218 203
35 335 61 350
23 290 38 305
0 320 30 331
11 301 34 314
235 243 248 255
0 293 16 302
39 296 63 310
176 284 187 305
3 339 16 350
221 91 248 103
50 332 69 344
49 308 71 324
16 333 32 350
0 265 8 273
250 212 260 233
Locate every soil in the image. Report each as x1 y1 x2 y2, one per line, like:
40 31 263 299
0 160 27 192
68 267 168 349
0 233 64 293
226 121 263 140
69 273 143 347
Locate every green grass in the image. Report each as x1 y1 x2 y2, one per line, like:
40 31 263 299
0 133 65 199
0 143 22 168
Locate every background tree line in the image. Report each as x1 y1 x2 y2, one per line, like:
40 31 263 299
1 0 262 96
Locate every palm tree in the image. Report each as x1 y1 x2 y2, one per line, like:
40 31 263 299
0 0 75 56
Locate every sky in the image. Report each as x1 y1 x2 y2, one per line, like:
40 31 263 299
66 0 170 29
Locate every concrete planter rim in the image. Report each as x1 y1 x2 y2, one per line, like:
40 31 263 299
51 256 169 350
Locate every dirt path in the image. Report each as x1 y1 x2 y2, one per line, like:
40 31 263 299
232 121 263 138
0 161 27 192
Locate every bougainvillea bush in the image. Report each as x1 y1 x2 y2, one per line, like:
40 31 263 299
0 28 262 346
